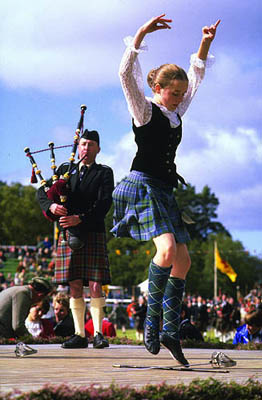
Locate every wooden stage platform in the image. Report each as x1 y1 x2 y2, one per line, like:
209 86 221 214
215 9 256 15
1 344 262 394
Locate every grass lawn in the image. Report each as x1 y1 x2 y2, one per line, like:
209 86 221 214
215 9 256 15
1 258 18 277
116 328 229 344
116 329 138 341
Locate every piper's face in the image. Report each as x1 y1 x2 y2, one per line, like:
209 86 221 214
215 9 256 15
78 138 100 165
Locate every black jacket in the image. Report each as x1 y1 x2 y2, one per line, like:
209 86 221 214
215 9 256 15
37 162 114 236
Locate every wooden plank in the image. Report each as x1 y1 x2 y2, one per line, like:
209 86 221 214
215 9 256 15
1 345 262 393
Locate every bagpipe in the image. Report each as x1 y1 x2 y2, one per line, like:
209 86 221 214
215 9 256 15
24 104 87 244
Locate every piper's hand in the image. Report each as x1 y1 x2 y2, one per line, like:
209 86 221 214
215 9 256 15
202 19 221 42
59 215 81 228
140 14 172 35
49 203 68 216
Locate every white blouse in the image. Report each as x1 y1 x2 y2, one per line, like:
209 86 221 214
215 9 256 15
25 318 42 337
119 36 215 128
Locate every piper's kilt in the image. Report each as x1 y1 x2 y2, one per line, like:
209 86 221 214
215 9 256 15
55 231 111 286
111 170 190 243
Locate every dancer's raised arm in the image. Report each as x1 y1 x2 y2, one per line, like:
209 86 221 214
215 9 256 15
133 14 172 50
197 19 221 60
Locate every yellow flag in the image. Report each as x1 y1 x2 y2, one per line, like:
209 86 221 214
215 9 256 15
215 245 237 282
102 285 109 296
55 225 59 240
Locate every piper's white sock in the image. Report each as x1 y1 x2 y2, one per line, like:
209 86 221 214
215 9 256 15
90 297 106 335
70 297 86 338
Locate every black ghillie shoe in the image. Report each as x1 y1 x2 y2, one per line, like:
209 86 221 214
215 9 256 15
61 334 88 349
160 332 189 367
93 332 109 349
144 323 160 355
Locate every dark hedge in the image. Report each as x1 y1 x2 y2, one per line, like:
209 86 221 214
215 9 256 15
1 336 262 350
1 379 262 400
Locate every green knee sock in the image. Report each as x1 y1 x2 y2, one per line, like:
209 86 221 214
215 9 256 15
146 260 171 329
162 276 185 340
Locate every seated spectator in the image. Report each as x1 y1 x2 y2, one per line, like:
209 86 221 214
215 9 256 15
108 299 128 334
133 295 147 341
179 303 204 342
0 272 6 285
39 257 49 272
6 273 13 287
85 316 116 338
0 277 53 338
0 258 5 269
0 249 6 262
14 262 26 286
233 309 262 344
126 296 137 329
29 259 37 272
52 292 75 337
48 259 55 276
25 298 54 338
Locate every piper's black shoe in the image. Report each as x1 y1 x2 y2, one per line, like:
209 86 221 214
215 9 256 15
160 332 189 367
93 332 109 349
61 334 88 349
144 323 160 355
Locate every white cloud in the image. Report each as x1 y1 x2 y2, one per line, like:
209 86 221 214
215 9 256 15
1 0 261 245
218 184 262 230
98 130 136 183
174 122 262 230
178 123 261 190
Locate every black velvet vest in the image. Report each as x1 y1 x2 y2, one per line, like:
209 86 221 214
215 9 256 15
131 103 184 187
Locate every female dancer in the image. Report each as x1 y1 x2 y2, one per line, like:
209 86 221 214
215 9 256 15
112 14 220 366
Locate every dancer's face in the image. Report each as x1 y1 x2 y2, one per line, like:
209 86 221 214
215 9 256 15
155 79 188 111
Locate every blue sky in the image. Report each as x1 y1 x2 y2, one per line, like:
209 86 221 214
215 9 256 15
1 0 261 257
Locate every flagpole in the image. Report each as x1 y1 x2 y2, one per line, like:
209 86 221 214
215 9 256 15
53 221 57 250
214 241 217 303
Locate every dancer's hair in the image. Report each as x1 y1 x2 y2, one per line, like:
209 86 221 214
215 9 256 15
147 64 188 93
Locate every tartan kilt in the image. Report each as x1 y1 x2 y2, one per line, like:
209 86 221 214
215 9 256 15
111 170 190 243
55 231 111 286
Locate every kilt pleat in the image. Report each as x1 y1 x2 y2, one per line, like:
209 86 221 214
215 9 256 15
55 231 111 286
111 170 190 243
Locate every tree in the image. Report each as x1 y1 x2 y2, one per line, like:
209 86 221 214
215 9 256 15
187 234 261 299
175 184 230 241
105 204 114 242
0 182 52 245
105 182 262 297
107 237 149 287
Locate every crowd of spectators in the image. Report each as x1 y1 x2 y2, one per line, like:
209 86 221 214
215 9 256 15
0 244 262 344
0 240 55 291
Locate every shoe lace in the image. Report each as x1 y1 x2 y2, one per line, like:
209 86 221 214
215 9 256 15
147 325 158 340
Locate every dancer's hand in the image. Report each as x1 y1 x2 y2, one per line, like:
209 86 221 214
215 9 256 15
197 19 221 60
140 14 172 34
134 14 172 49
202 19 221 42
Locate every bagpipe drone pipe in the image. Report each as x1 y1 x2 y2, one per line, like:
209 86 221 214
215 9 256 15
24 104 87 243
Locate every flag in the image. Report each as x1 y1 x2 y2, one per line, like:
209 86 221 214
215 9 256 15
215 244 237 283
